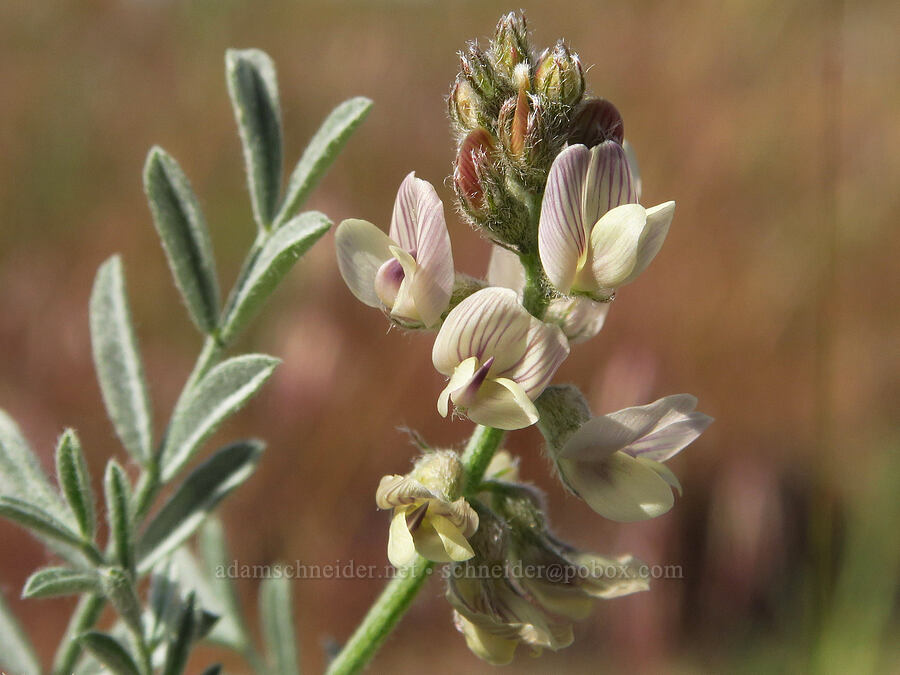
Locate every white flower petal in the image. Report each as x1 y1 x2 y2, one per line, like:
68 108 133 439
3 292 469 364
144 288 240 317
638 457 683 496
486 245 525 293
454 612 518 666
558 414 643 462
559 451 675 522
465 378 539 430
437 357 479 417
582 140 639 231
388 172 419 251
500 320 569 398
432 288 531 376
582 203 647 291
538 144 591 293
621 200 675 286
335 219 394 307
623 140 642 203
388 509 418 567
627 411 713 462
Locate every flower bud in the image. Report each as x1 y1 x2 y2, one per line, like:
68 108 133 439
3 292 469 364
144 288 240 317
454 128 494 218
568 98 624 147
535 41 584 107
459 42 502 108
448 77 484 133
497 90 546 173
491 11 530 78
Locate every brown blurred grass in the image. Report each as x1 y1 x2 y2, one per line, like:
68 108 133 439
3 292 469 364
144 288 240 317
0 0 898 672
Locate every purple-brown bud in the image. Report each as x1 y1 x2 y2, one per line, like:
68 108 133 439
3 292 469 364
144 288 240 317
454 128 495 216
568 98 625 147
534 41 584 107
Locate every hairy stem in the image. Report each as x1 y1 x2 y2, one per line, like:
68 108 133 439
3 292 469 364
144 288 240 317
324 424 505 675
52 594 105 675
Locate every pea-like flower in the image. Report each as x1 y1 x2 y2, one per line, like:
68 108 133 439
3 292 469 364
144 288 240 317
544 394 712 522
432 287 569 430
376 473 479 568
335 172 454 328
538 141 675 300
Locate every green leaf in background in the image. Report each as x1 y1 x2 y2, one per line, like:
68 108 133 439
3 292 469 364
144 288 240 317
219 211 332 342
261 574 301 675
98 567 144 639
56 429 96 540
162 591 196 675
161 355 278 481
148 561 181 644
139 440 265 572
0 496 101 564
90 256 154 466
199 517 251 649
104 460 135 573
0 589 41 675
274 97 372 228
226 49 284 229
79 630 141 675
199 665 223 675
143 147 221 333
23 566 101 599
0 408 73 524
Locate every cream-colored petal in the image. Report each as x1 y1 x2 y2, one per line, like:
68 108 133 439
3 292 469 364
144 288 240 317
526 581 594 620
623 140 643 203
437 356 479 417
545 296 609 344
621 200 675 286
432 288 531 375
432 516 476 561
454 612 518 666
638 457 683 496
582 140 639 230
486 245 525 293
387 509 418 567
571 552 650 598
464 378 539 430
560 451 675 522
334 219 395 307
386 246 420 323
581 203 647 292
375 475 436 510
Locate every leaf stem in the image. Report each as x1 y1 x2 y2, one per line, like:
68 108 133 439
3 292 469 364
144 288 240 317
51 593 105 675
324 424 505 675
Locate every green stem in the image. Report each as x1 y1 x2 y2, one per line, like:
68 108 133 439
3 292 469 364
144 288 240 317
51 593 105 675
519 251 550 319
325 424 505 675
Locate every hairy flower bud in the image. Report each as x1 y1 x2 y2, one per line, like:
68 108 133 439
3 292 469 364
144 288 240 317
459 42 503 109
448 77 484 134
535 41 584 107
491 11 530 79
568 97 624 147
454 128 495 218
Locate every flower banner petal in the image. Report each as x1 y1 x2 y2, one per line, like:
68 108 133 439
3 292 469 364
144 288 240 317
582 140 639 231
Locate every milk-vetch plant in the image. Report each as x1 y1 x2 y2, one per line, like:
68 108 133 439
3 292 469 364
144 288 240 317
328 12 711 672
0 49 370 674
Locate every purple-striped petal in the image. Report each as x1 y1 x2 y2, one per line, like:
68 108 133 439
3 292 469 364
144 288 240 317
335 218 394 307
432 288 531 376
623 140 642 203
538 144 591 293
499 319 569 399
389 172 454 327
581 140 639 232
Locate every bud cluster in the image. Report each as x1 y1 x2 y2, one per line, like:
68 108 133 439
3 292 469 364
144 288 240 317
450 11 624 253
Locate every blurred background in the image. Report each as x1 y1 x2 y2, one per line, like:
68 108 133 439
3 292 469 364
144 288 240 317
1 0 897 672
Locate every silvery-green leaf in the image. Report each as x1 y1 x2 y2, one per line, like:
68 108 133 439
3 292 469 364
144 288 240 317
99 567 143 638
23 566 101 599
104 461 135 573
53 594 106 675
162 591 196 675
161 355 278 481
0 496 100 564
148 562 181 643
219 212 332 343
0 589 41 675
56 429 96 540
261 575 300 675
143 147 220 333
226 49 283 229
90 257 154 465
79 631 141 675
138 441 264 572
274 97 372 228
0 408 72 523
